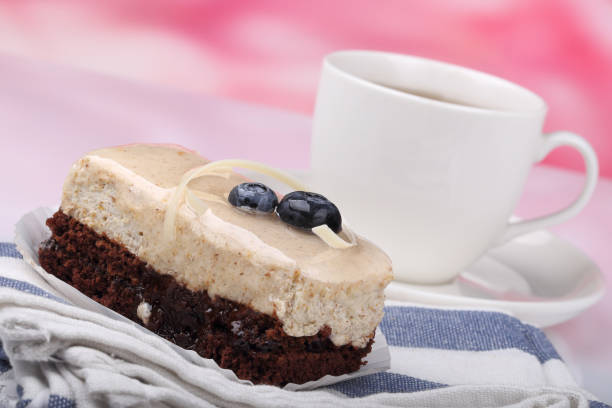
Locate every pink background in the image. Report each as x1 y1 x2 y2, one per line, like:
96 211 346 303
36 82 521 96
0 0 611 176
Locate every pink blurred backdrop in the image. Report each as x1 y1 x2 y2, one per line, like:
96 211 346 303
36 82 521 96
0 0 610 176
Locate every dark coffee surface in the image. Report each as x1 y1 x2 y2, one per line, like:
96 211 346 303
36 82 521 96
372 81 486 109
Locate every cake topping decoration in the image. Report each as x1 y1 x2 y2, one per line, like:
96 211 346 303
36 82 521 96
312 224 355 249
228 182 279 214
164 158 357 249
277 191 342 233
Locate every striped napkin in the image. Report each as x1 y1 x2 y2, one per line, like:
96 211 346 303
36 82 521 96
0 242 607 408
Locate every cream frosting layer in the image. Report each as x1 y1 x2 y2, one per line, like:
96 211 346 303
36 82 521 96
60 144 393 347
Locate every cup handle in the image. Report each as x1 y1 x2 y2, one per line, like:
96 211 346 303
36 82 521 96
495 131 599 245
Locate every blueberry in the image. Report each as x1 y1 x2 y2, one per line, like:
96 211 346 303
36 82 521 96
228 182 278 213
277 191 342 233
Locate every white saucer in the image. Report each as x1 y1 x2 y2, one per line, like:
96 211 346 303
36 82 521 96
385 229 605 327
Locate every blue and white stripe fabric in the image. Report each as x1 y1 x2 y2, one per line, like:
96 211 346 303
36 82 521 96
0 242 608 408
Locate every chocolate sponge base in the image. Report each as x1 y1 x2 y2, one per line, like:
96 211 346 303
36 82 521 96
38 211 373 386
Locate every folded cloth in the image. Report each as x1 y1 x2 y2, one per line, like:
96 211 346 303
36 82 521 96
0 243 608 408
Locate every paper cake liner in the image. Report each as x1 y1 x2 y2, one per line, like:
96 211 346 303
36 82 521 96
14 207 390 390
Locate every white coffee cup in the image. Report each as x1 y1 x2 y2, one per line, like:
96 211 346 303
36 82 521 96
311 50 598 284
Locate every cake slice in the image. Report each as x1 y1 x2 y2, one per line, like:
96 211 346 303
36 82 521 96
38 144 393 385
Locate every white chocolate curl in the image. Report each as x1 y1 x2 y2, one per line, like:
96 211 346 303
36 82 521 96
312 225 355 249
163 159 357 249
